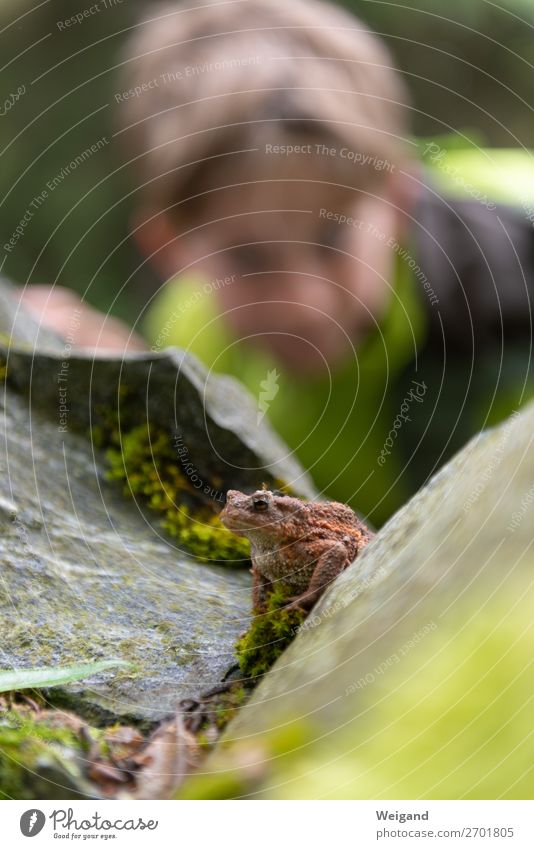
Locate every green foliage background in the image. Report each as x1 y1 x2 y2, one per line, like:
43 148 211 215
0 0 533 319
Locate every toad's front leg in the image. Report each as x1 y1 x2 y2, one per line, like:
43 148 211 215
252 566 272 612
284 541 350 612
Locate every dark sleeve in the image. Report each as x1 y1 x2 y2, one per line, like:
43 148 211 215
414 181 534 353
392 180 534 499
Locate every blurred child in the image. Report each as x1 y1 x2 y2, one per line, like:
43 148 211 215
26 0 534 524
118 0 422 523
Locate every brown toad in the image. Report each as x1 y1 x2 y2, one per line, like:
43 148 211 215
220 489 373 612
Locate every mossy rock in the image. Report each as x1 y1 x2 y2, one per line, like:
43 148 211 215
105 423 250 563
0 389 252 724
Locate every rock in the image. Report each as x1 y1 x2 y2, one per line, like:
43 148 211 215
181 405 534 799
0 389 250 723
0 281 312 723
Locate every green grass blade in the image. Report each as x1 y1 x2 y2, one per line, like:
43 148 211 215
0 660 129 693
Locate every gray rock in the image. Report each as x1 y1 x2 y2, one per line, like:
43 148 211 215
0 388 252 723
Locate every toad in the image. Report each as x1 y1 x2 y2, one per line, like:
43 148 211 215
220 489 373 612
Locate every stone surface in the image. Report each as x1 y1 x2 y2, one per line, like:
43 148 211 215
183 405 534 799
0 386 252 724
0 281 312 723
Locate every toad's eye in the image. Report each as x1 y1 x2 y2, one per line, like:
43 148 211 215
252 497 269 512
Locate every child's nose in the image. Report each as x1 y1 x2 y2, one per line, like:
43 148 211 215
267 272 343 314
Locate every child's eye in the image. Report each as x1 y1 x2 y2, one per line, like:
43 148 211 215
227 244 270 274
316 224 343 254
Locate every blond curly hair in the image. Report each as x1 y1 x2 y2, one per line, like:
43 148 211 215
117 0 410 214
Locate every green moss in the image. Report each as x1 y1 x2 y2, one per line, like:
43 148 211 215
235 585 305 680
164 507 251 564
88 389 297 565
212 685 249 730
103 422 251 564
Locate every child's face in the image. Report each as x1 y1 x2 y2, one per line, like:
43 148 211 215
145 164 401 375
